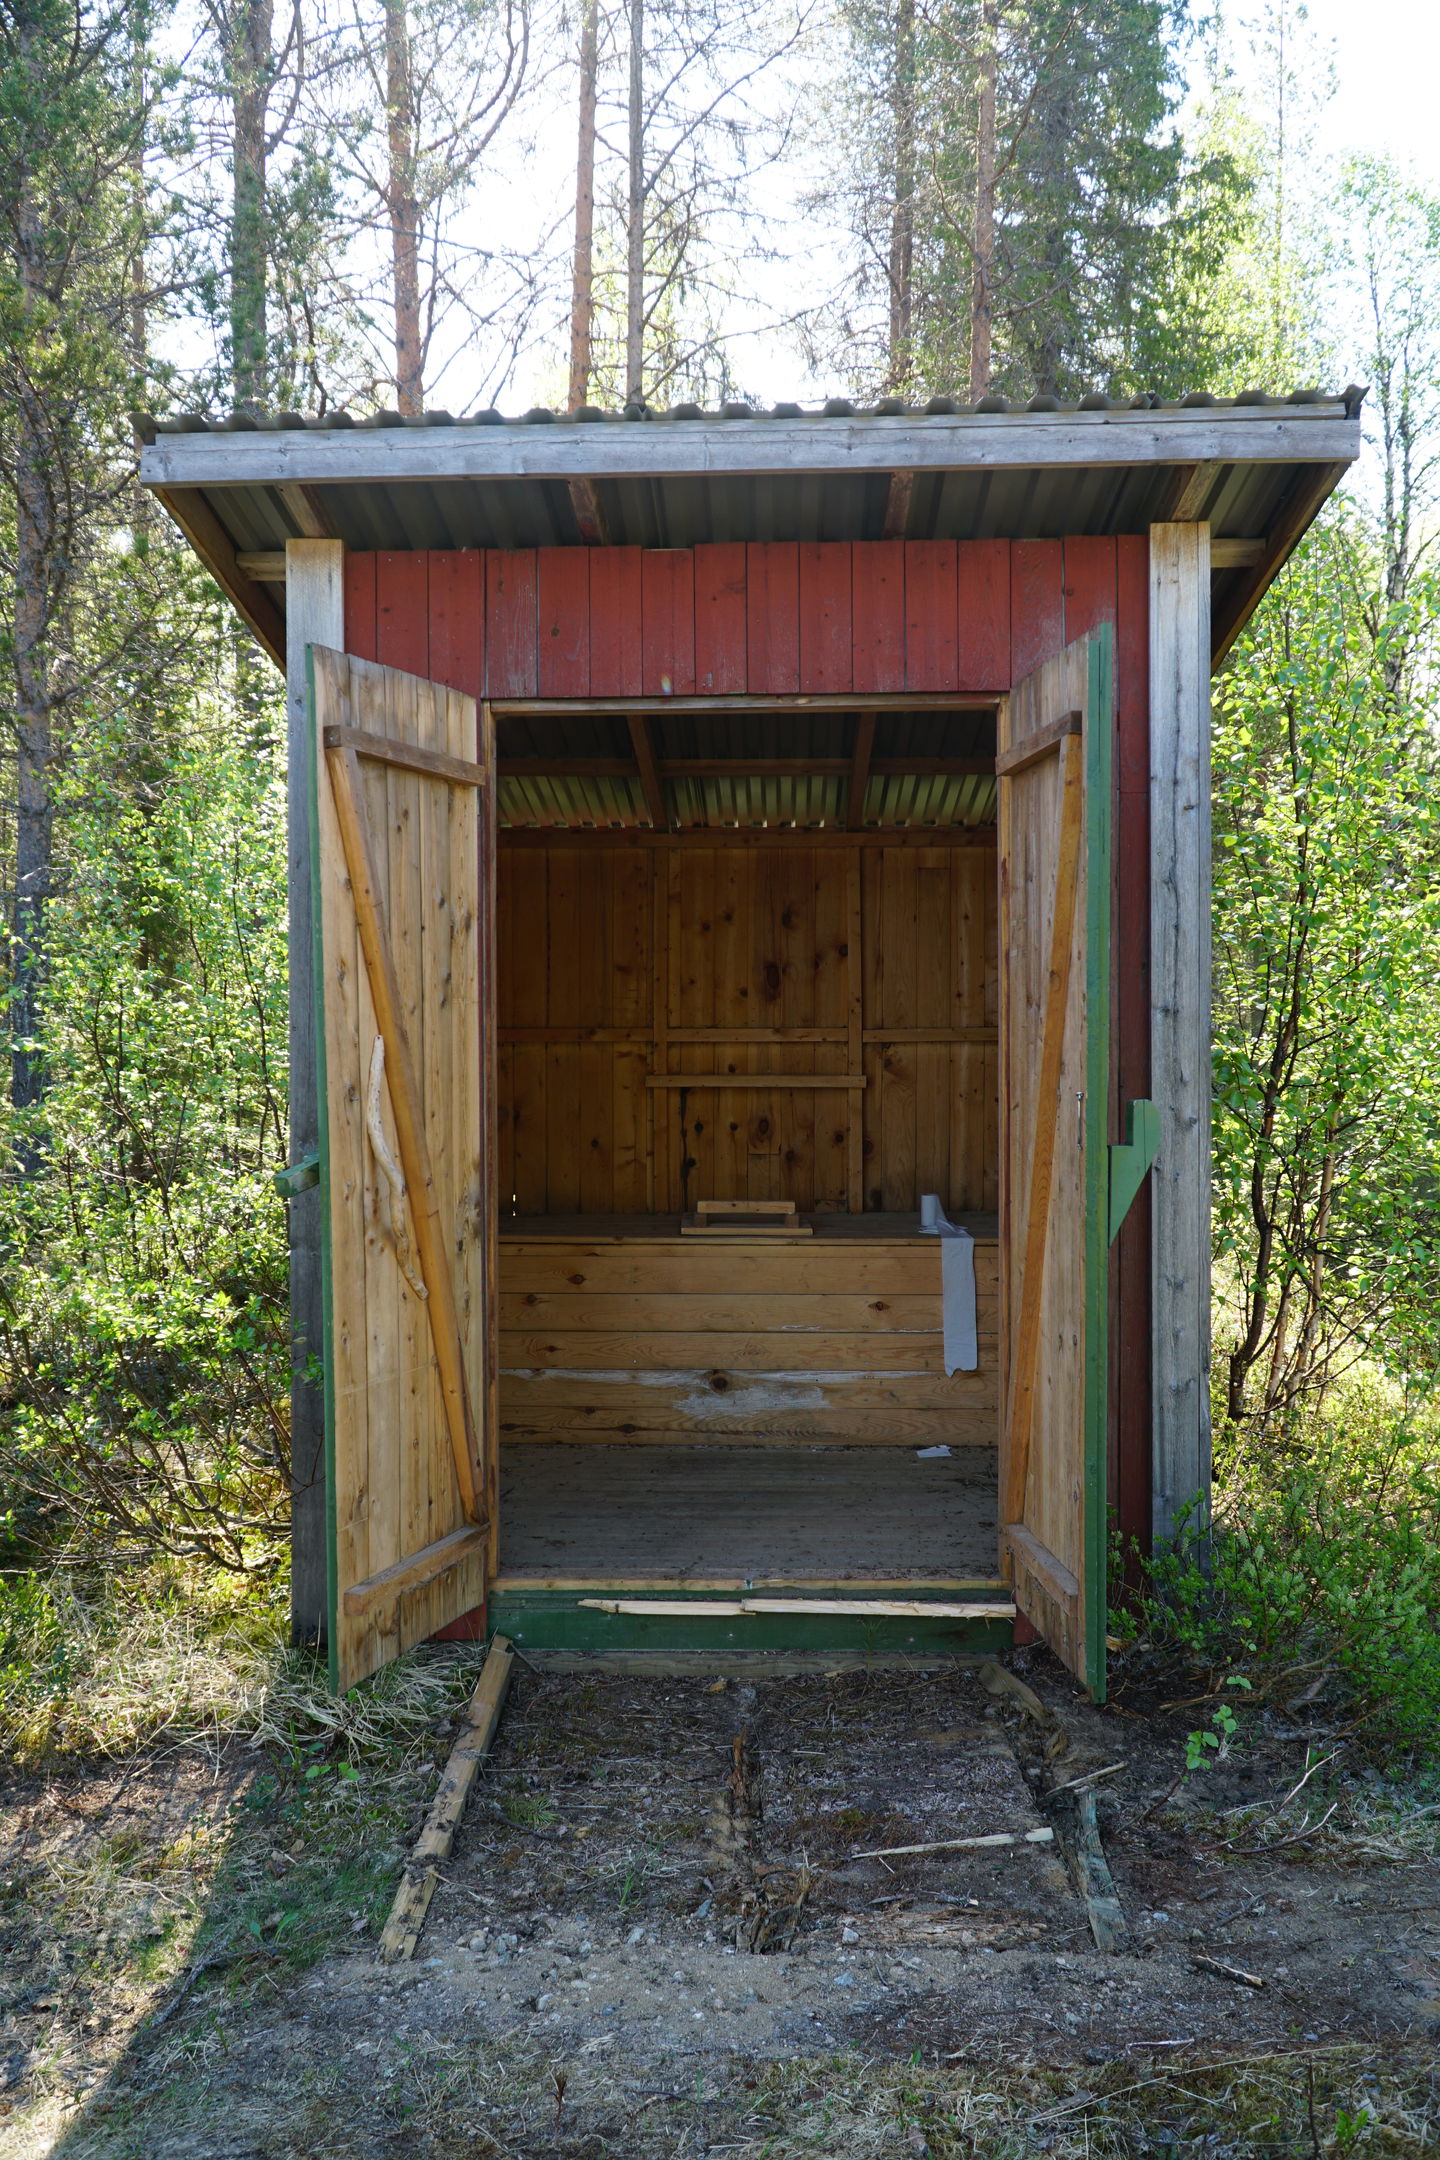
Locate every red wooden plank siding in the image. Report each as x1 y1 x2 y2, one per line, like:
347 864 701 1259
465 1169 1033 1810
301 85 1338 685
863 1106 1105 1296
1009 540 1064 680
427 550 484 701
343 552 378 662
851 540 906 692
1061 535 1118 645
641 551 696 695
1112 532 1152 1562
485 550 538 697
798 543 853 694
746 543 800 692
956 540 1010 690
904 541 958 691
589 547 643 696
375 549 429 674
344 540 1036 693
537 548 591 696
693 542 747 693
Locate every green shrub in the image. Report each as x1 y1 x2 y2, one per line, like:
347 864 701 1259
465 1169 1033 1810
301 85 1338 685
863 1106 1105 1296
1136 1392 1440 1759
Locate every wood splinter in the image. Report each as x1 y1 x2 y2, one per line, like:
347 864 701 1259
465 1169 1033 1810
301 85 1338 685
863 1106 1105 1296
1193 1952 1266 1989
378 1634 515 1964
853 1826 1054 1859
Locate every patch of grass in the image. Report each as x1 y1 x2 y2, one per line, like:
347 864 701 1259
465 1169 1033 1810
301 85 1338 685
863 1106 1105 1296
1123 1385 1440 1763
501 1792 558 1829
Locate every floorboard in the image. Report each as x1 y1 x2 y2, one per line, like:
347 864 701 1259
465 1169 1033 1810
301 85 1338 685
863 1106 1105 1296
497 1441 999 1581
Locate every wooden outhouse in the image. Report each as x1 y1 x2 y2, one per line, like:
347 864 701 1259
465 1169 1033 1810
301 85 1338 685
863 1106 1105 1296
139 391 1359 1694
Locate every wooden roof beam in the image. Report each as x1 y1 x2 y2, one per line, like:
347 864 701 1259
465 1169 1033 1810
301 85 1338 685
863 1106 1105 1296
1211 463 1352 663
568 477 609 544
627 714 668 828
882 473 914 540
847 712 877 828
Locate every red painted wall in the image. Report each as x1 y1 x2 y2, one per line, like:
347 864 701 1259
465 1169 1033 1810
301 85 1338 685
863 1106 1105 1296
343 538 1151 702
343 535 1153 1551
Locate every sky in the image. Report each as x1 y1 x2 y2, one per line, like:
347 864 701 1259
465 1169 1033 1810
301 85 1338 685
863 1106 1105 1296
1301 0 1440 186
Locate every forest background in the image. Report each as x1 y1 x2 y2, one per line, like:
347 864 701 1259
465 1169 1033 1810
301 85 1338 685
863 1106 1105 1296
2 0 1440 1753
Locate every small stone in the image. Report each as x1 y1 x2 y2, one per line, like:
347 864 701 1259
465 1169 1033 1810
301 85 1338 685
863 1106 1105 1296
841 1926 860 1945
626 1925 645 1946
832 1972 856 1988
535 1993 554 2011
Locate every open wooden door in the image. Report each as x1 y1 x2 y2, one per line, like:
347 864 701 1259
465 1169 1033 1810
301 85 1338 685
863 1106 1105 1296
309 645 497 1692
997 629 1112 1697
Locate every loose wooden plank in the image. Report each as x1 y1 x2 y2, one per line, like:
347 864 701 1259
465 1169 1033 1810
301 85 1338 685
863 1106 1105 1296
854 1826 1049 1857
343 1525 488 1616
379 1635 515 1963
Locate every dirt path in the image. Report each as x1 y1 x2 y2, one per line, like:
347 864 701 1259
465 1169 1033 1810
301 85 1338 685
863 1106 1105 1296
2 1655 1438 2157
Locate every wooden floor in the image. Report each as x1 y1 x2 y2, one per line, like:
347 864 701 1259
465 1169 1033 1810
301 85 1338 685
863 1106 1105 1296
496 1442 1001 1584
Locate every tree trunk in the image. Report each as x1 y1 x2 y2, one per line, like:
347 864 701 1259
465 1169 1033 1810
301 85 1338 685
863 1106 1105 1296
568 0 600 410
886 0 915 391
8 36 53 1139
624 0 645 403
230 0 272 409
384 0 423 414
969 0 997 402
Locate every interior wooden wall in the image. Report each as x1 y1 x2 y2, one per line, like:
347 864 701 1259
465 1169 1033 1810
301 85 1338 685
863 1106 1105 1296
497 834 997 1216
498 1233 999 1450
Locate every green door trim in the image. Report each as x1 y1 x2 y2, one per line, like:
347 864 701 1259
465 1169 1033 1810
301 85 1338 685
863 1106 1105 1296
1082 626 1114 1702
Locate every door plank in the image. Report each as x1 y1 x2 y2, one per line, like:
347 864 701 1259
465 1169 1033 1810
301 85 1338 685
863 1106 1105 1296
326 737 483 1525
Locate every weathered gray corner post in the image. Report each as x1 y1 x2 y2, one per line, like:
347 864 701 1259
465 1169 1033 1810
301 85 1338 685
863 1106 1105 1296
286 539 345 1641
1149 520 1212 1548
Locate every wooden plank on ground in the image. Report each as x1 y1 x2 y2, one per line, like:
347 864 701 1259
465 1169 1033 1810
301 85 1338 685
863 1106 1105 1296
378 1635 515 1963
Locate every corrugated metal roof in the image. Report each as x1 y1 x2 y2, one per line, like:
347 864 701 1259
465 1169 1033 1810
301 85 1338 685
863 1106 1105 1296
494 705 997 831
137 390 1363 673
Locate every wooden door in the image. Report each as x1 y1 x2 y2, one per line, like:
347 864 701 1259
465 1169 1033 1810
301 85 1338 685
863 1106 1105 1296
997 630 1112 1695
310 645 497 1692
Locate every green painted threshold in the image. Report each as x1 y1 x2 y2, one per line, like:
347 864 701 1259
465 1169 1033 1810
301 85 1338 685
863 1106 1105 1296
486 1585 1017 1658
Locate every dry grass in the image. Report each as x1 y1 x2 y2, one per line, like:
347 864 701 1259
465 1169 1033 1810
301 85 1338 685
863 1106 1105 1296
721 2047 1440 2158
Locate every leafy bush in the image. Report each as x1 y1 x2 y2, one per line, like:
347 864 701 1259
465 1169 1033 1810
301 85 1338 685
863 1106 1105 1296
1137 1390 1440 1759
0 653 291 1576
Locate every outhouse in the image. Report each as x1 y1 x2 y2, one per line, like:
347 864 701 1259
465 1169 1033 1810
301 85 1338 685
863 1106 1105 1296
139 391 1359 1694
